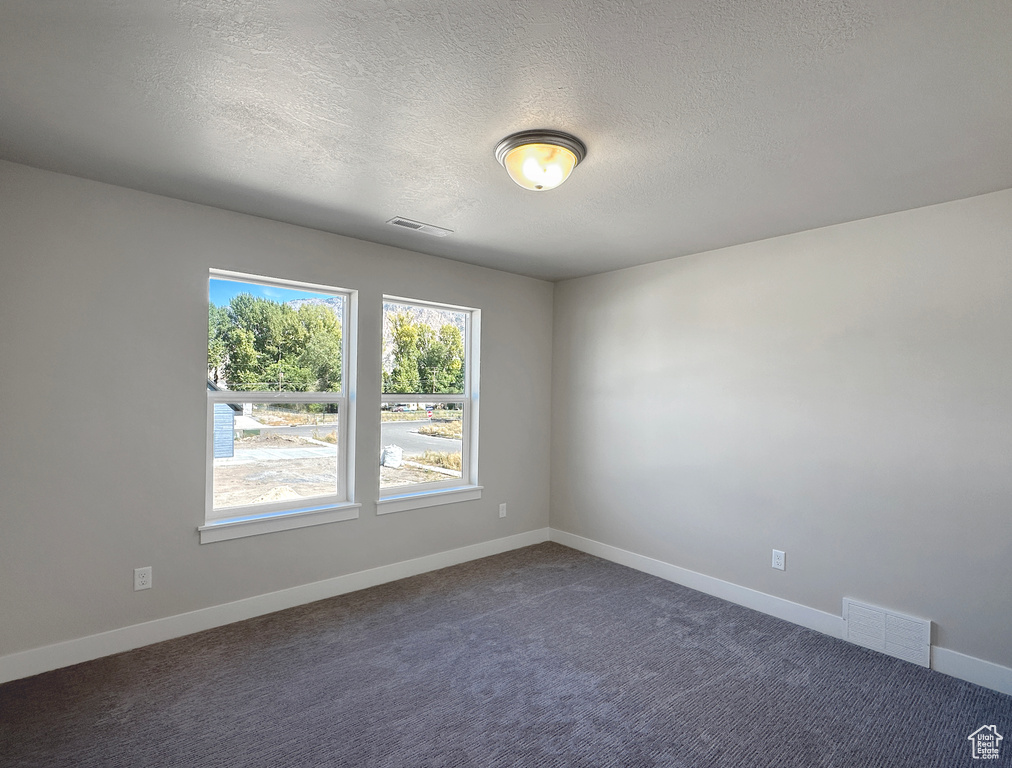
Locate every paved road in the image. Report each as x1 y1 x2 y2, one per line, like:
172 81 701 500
258 423 338 440
381 420 459 456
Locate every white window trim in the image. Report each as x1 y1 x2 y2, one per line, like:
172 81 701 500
203 270 358 542
379 297 481 512
198 502 361 543
375 485 483 516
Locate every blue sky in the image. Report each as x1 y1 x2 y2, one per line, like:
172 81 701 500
209 278 334 307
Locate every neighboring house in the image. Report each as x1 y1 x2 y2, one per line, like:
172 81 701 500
207 380 241 459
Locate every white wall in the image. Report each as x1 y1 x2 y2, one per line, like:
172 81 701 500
0 160 553 657
551 189 1012 669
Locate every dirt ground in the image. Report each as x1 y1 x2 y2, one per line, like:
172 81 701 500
213 432 451 508
234 432 320 447
213 456 337 508
380 463 448 488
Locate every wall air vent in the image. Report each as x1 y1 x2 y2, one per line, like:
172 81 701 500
386 217 453 237
843 598 931 667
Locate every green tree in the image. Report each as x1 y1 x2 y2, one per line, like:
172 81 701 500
216 294 342 392
299 333 342 391
384 313 465 395
418 323 464 393
223 325 260 389
207 303 230 384
384 311 422 393
438 323 465 393
296 304 343 391
227 294 274 357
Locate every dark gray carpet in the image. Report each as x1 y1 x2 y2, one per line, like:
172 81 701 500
1 542 1009 767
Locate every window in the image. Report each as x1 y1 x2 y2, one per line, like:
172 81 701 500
201 270 358 543
377 297 481 513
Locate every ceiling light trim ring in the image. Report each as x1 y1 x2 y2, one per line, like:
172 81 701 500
494 129 587 167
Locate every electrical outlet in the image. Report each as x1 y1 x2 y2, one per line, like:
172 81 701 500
499 503 507 518
771 550 785 571
134 566 152 591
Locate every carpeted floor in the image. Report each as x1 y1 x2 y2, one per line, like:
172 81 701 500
1 542 1009 767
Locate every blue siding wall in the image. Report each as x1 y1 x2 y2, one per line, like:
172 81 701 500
213 403 234 458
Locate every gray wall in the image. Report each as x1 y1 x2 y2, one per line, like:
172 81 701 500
551 189 1012 668
5 155 1010 672
0 160 553 656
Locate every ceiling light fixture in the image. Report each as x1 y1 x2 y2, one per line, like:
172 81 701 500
494 130 586 191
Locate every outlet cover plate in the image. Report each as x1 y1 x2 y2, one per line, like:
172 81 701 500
134 566 152 591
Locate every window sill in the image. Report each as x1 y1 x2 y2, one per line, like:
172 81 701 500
375 485 483 516
199 502 361 544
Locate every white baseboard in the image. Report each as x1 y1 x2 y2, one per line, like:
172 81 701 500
4 526 1010 698
0 528 550 685
549 528 1012 697
549 529 845 639
933 647 1012 697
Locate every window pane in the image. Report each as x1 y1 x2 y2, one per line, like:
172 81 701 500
382 301 466 395
213 402 340 510
209 278 344 393
380 404 463 489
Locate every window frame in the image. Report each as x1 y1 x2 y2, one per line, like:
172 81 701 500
200 269 359 543
377 295 481 514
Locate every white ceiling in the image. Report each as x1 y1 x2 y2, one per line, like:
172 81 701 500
1 1 1010 281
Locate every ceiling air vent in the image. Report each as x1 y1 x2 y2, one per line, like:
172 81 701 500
387 217 453 237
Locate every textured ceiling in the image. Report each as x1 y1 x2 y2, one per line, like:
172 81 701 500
1 1 1010 281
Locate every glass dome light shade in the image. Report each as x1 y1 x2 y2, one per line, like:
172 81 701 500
495 130 587 192
503 143 578 191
